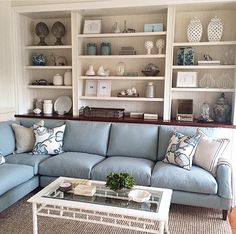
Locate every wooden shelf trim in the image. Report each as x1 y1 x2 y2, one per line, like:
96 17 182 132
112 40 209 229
79 55 166 59
172 88 235 92
79 96 164 102
79 76 165 80
14 114 236 129
173 41 236 46
78 31 167 38
27 85 72 89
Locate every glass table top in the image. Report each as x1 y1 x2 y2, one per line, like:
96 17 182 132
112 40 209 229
43 183 163 214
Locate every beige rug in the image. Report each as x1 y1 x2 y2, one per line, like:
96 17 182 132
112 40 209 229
0 192 232 234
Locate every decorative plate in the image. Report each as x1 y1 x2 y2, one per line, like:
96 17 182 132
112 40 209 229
54 96 72 115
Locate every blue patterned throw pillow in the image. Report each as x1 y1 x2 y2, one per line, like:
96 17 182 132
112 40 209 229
0 153 5 165
163 132 201 170
32 124 66 155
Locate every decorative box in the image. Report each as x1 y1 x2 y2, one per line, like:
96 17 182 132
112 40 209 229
176 72 198 87
144 23 163 32
74 185 96 196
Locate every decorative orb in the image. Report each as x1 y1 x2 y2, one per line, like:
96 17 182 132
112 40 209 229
35 22 49 46
51 21 66 45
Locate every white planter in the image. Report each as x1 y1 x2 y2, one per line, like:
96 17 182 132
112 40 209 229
64 70 72 86
53 73 63 86
187 17 203 42
207 16 223 42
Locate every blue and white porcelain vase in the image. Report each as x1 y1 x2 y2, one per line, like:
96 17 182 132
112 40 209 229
183 47 194 65
32 54 46 66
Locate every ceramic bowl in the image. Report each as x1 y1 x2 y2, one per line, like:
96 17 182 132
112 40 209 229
128 190 151 202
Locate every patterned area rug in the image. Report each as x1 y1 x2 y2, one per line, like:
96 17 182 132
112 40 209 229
0 192 232 234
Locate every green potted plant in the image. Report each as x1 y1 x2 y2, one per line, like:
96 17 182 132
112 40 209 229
105 172 135 192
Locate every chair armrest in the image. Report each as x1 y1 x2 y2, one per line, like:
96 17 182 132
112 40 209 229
216 158 233 200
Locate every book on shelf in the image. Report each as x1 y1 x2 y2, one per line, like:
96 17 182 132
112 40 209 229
130 112 144 118
144 113 158 120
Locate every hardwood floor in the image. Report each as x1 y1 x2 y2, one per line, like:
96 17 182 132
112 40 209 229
229 207 236 234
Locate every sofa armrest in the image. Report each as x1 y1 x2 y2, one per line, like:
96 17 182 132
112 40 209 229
216 158 233 200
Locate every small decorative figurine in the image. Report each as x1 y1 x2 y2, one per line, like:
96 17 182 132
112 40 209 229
51 21 66 45
156 39 165 54
35 22 49 46
97 66 110 76
85 65 95 76
144 41 154 55
55 56 67 66
118 87 138 97
112 22 121 33
199 102 213 122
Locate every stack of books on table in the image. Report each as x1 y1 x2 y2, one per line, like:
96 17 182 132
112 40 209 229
144 113 158 120
130 112 144 118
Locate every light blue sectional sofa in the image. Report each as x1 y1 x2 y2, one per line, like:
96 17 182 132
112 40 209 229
0 119 233 220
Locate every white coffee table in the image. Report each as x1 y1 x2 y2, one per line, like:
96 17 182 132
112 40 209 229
28 177 172 234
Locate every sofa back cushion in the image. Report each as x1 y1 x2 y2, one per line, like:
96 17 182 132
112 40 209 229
0 121 16 156
157 125 225 161
107 123 158 161
63 120 111 156
20 118 65 128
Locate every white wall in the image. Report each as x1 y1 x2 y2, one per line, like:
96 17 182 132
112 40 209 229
0 1 15 120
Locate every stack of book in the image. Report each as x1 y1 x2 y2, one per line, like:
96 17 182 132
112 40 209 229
130 112 144 118
144 113 158 120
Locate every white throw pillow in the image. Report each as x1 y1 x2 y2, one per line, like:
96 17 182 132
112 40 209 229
193 129 230 175
11 120 44 153
32 124 66 155
0 154 5 165
163 132 201 170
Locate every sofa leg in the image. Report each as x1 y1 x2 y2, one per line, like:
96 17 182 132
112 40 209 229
222 210 228 220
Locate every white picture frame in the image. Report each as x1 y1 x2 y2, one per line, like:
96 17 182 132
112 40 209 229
176 71 198 88
97 80 111 97
85 80 97 96
83 20 102 34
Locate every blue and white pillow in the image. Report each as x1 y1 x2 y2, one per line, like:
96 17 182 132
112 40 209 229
0 153 5 165
163 132 201 170
32 124 66 155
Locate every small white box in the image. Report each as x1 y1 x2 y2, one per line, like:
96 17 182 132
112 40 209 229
176 72 198 88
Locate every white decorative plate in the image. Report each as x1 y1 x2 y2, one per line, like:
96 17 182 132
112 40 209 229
54 96 72 115
128 190 151 203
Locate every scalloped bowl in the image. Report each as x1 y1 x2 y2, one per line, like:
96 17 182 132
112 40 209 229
128 190 151 203
141 70 159 76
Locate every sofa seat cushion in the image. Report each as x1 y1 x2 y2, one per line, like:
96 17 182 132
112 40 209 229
5 153 50 175
107 123 158 161
39 152 105 179
91 156 155 186
151 161 218 195
0 163 34 196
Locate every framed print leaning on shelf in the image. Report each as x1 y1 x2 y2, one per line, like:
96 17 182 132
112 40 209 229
85 80 97 96
97 80 111 97
83 20 102 34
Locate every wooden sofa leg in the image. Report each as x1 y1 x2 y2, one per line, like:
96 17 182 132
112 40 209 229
222 210 228 220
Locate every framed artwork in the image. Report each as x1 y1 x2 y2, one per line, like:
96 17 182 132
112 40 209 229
97 80 111 97
85 80 97 96
176 71 198 88
83 20 102 34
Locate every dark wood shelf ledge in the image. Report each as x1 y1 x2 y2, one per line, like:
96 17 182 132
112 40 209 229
15 113 236 129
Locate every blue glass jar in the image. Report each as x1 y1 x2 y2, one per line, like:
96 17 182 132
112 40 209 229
87 43 97 55
100 42 111 55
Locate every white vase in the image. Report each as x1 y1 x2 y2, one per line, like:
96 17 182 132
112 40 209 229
64 70 72 86
53 73 63 86
207 16 223 42
43 100 53 115
144 41 154 55
187 17 203 42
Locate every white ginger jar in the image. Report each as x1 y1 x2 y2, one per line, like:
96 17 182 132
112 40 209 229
187 17 203 42
207 16 223 42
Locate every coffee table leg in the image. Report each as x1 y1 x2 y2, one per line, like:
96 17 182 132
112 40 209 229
32 203 38 234
164 219 169 234
159 221 165 234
